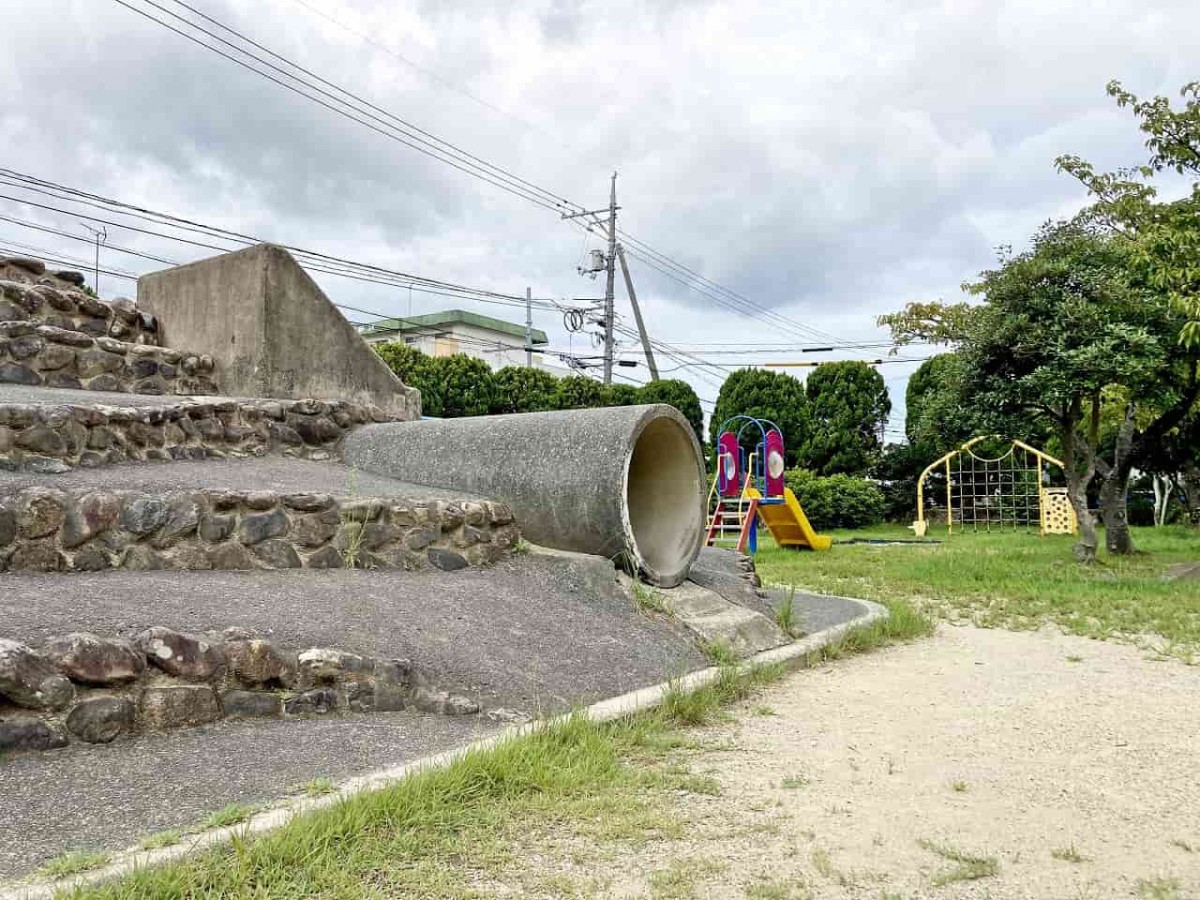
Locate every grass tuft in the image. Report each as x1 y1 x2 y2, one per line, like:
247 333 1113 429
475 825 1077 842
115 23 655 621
1051 844 1087 863
301 777 336 797
196 803 259 831
774 587 801 637
138 830 181 851
37 851 109 879
950 780 969 793
744 875 811 899
631 581 668 617
917 838 999 886
1138 877 1182 899
780 774 809 789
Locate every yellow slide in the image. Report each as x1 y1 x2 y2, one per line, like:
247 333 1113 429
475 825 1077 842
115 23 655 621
744 486 833 551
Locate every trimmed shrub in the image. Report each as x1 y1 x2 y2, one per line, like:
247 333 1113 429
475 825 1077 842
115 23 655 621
600 383 640 407
554 375 605 410
783 469 885 530
638 378 705 447
427 354 495 418
492 366 560 414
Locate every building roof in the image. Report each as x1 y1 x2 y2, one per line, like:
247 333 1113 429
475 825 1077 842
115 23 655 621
358 309 548 345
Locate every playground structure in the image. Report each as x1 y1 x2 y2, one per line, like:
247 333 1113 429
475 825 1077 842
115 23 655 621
912 436 1077 537
705 416 832 553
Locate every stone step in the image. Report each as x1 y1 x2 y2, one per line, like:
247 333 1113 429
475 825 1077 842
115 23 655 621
1 260 161 346
0 623 482 757
0 386 393 474
0 457 516 574
0 320 218 396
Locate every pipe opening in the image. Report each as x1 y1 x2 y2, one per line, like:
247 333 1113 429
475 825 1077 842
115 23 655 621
625 415 704 585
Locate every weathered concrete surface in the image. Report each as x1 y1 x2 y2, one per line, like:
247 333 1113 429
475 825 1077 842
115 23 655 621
655 581 789 658
0 553 706 713
0 711 494 879
137 244 418 419
689 547 774 619
343 404 706 587
0 457 483 503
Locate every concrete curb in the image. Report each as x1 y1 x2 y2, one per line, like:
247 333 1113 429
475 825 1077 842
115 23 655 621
1 595 887 900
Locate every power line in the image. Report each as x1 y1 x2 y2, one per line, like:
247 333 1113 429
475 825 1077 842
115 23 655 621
0 169 581 313
110 0 864 350
111 0 576 215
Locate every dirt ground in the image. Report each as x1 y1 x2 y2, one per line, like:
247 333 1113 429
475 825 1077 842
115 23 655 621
502 626 1200 899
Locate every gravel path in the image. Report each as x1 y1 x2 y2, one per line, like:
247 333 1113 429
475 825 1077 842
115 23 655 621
501 626 1200 898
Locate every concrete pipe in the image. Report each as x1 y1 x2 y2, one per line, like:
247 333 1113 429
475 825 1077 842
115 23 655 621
341 404 706 587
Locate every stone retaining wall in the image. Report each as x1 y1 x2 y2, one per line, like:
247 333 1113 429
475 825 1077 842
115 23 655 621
0 485 518 573
0 397 390 474
0 321 217 395
1 272 161 346
0 627 481 755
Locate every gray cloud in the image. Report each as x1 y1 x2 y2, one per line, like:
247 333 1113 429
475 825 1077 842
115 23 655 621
2 0 1198 425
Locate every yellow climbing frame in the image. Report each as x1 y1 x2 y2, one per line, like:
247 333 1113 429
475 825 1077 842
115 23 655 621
912 436 1077 538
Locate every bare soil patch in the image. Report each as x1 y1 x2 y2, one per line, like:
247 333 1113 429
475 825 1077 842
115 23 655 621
496 626 1200 898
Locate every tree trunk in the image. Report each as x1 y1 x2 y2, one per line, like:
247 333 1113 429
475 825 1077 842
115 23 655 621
1060 408 1098 563
1099 471 1136 554
1100 404 1137 555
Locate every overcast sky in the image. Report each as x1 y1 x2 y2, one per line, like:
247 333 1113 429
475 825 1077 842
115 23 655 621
3 0 1199 436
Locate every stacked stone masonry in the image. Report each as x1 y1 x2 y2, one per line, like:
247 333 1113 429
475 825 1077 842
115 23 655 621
1 260 161 346
0 321 218 396
0 627 481 755
0 485 518 573
0 397 392 474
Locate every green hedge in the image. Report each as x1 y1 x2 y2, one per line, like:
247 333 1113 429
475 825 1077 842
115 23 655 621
783 469 885 531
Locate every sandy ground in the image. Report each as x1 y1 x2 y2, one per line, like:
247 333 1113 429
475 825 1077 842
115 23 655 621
503 626 1200 899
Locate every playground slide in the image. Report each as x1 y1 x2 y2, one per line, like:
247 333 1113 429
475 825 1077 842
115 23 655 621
745 486 833 551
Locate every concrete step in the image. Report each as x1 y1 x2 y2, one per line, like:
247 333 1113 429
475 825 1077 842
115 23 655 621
0 385 394 474
0 457 516 574
652 579 790 659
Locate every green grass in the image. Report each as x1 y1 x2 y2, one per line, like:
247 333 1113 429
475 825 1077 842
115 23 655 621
701 639 739 666
916 838 999 886
744 875 811 899
37 851 109 878
300 777 336 797
195 803 259 831
774 587 801 637
950 780 969 793
631 580 668 617
755 525 1200 658
64 663 787 900
138 830 181 851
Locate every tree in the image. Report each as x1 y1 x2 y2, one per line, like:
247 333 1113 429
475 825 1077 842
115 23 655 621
710 368 809 467
637 379 705 447
883 221 1196 562
1057 80 1200 346
553 375 605 410
373 341 440 416
428 354 496 418
904 354 972 454
798 361 891 476
492 366 559 414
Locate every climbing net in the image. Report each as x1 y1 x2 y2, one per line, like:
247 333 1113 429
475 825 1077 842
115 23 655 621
950 442 1041 531
914 436 1075 537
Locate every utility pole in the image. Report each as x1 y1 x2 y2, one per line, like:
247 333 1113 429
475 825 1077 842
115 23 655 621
616 244 659 381
524 286 533 367
79 223 107 296
602 172 618 384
